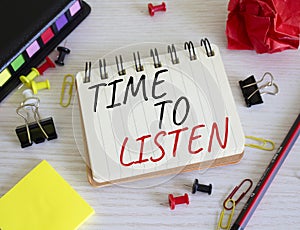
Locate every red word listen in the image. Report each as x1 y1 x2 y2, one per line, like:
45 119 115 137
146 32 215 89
120 117 229 167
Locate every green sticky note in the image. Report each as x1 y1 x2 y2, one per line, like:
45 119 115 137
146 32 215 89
11 54 25 71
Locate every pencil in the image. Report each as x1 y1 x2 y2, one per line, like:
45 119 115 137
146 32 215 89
230 113 300 230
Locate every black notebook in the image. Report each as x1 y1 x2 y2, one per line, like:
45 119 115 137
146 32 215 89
0 0 91 102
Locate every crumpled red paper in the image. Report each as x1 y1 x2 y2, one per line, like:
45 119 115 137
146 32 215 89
226 0 300 53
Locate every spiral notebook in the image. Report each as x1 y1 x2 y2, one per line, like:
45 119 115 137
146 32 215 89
75 38 245 187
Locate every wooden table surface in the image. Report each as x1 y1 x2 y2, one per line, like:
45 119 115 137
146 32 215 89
1 1 299 229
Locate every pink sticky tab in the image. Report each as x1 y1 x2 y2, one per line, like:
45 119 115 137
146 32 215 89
26 40 40 58
70 1 81 16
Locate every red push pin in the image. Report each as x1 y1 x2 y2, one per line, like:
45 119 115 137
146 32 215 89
168 193 189 210
36 56 55 75
148 2 166 16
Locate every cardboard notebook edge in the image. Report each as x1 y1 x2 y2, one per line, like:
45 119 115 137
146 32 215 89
86 152 244 187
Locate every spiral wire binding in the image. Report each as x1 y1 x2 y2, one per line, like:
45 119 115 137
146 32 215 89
84 61 91 83
99 59 108 79
83 39 216 83
167 44 179 64
133 51 144 72
150 48 162 68
184 41 197 61
115 55 126 76
200 38 214 57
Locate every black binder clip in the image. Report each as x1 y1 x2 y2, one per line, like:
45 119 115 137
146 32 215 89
239 72 279 107
15 97 57 148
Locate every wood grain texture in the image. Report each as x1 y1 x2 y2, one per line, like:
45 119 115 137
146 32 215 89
0 1 299 229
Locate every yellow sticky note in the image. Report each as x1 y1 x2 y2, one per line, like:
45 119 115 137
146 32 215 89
0 160 94 230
